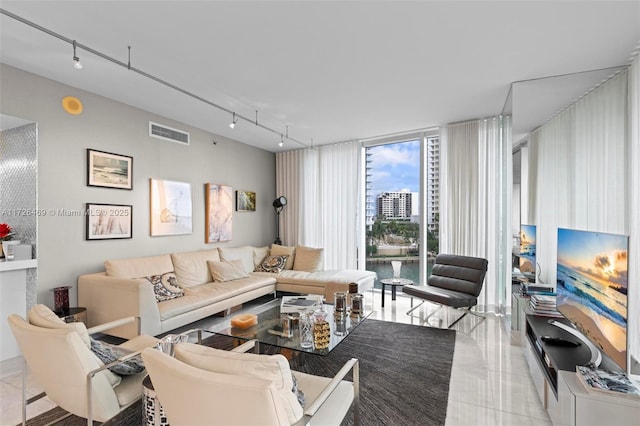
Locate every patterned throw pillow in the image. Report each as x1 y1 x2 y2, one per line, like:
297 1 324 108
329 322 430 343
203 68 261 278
90 338 145 376
254 255 289 273
142 272 184 303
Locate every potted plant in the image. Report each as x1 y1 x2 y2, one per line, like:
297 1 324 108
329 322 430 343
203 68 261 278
0 223 18 259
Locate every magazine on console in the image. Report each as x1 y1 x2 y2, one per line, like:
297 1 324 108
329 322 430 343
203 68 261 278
280 295 323 313
576 365 640 399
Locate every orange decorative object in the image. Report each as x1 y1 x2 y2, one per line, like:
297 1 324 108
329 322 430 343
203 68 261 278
230 314 258 329
62 96 83 115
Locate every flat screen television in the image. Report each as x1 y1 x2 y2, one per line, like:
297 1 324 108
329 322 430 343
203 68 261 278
519 224 537 280
555 227 629 371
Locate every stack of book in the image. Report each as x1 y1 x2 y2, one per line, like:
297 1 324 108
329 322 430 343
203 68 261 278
529 294 562 317
520 283 556 296
576 365 640 399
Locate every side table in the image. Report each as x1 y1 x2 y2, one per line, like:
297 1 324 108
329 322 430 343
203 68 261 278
379 278 413 307
57 307 87 324
143 375 169 426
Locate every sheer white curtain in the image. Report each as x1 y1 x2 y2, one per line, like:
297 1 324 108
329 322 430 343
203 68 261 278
276 141 363 270
275 149 303 246
628 53 639 372
440 117 510 313
528 70 628 286
528 68 635 370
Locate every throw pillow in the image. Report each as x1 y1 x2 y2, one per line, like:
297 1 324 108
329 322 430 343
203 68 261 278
293 246 323 273
207 259 250 282
254 255 289 273
142 272 184 303
218 246 255 275
291 374 306 408
90 338 145 376
252 246 270 267
270 244 296 270
28 304 92 348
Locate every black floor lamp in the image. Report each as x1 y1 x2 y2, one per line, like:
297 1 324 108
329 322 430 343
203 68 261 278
273 196 287 245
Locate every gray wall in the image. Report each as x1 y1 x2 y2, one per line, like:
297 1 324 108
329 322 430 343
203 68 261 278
0 64 276 307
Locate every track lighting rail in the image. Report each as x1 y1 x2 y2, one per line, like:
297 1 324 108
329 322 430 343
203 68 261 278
0 8 309 149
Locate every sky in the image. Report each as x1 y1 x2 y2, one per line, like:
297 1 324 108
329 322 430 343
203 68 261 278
557 228 628 288
368 140 420 196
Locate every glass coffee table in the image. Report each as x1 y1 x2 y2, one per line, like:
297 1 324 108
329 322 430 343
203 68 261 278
206 298 370 355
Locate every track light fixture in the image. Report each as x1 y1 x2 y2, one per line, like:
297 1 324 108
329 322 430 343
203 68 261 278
0 10 317 149
72 40 82 70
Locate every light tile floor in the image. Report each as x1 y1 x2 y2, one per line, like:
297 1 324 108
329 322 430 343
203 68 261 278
0 290 552 426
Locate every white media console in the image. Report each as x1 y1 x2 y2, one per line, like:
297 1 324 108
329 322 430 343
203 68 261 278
524 315 640 425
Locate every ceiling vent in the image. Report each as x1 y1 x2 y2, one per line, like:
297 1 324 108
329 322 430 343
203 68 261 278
149 121 190 145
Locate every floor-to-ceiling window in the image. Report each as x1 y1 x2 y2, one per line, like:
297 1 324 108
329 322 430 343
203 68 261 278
364 132 439 288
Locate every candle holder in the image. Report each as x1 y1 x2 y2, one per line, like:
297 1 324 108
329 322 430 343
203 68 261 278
334 291 347 320
350 293 364 317
51 286 71 315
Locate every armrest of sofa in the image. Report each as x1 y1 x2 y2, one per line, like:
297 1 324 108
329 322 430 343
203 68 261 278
78 272 161 338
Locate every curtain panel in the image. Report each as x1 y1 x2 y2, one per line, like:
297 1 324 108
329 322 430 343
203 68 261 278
528 67 635 370
528 70 628 286
628 53 639 371
440 117 510 313
275 141 363 270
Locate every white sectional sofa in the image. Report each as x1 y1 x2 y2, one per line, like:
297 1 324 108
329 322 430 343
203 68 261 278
78 245 376 339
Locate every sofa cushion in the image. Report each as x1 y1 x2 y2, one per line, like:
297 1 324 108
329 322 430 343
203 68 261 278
171 249 221 287
174 343 303 423
253 246 270 267
270 244 296 270
105 254 174 279
139 272 184 302
254 255 289 273
293 246 323 272
218 246 254 274
207 259 250 282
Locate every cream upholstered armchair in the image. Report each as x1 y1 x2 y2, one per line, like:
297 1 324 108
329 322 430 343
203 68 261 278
7 304 158 425
141 341 360 425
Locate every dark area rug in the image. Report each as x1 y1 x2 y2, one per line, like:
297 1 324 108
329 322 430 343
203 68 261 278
290 319 456 426
24 319 455 426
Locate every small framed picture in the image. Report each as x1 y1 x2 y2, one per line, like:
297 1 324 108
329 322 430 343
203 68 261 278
87 149 133 190
236 190 256 212
86 203 132 240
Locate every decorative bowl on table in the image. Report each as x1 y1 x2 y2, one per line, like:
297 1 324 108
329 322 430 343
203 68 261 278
230 313 258 329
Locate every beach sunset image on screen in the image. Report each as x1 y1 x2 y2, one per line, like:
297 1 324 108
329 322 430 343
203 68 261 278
556 228 628 370
519 224 536 274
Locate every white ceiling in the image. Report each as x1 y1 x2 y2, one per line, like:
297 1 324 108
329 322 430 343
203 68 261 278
1 1 639 152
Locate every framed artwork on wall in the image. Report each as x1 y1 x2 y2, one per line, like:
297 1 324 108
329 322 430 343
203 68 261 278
205 183 233 243
236 190 256 212
87 149 133 190
150 178 193 236
85 203 132 240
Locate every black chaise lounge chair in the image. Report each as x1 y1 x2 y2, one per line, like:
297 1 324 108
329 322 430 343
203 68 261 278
403 254 488 328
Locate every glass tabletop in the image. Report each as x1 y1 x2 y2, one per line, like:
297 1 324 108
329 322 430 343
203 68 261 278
207 297 370 356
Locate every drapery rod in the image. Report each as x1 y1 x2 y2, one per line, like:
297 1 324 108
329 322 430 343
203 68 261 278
0 8 309 148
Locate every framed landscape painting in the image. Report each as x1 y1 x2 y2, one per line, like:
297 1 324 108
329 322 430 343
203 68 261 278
86 203 132 240
87 149 133 190
236 190 256 212
205 183 233 243
150 178 193 236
